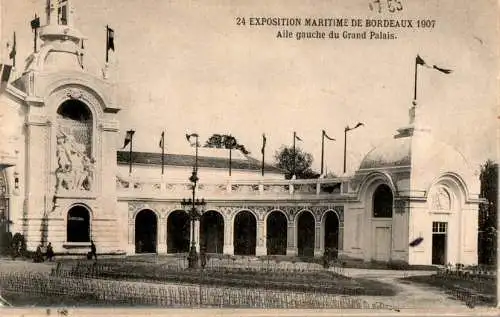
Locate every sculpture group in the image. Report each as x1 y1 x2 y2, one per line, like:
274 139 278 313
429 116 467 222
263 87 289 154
55 131 94 192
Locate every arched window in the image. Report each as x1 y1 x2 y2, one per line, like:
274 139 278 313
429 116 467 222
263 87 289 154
373 184 393 218
57 99 93 156
67 206 91 242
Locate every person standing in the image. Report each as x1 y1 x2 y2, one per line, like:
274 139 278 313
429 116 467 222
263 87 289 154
46 242 54 262
90 240 97 261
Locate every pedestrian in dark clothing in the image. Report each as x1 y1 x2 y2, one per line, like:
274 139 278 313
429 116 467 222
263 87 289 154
34 244 43 263
200 248 207 269
46 242 54 262
90 240 97 261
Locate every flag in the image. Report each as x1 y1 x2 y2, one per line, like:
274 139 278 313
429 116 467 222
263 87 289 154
107 26 115 52
0 64 12 85
159 131 164 149
186 133 199 146
353 122 364 129
30 16 40 30
261 134 266 154
416 55 452 74
323 130 335 141
295 133 302 141
9 32 16 61
122 130 135 149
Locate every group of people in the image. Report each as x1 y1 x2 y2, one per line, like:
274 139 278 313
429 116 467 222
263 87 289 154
33 240 98 263
34 242 55 263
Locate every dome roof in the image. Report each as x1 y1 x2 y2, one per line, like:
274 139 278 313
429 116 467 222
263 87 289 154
358 130 473 176
359 136 411 170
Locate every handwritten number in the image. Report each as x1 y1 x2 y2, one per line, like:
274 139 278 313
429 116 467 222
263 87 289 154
369 0 403 13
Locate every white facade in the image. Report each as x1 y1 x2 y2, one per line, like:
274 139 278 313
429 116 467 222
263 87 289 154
0 1 482 266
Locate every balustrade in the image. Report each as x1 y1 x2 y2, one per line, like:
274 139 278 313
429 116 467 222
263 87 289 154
117 176 351 200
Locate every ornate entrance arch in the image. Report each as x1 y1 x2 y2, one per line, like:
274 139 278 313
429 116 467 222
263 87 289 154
135 209 157 253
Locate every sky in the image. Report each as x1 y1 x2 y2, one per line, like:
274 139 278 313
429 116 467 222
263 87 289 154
2 0 498 176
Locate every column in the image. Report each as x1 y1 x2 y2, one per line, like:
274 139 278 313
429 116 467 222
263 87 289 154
157 217 167 254
286 221 297 256
314 221 323 257
127 219 135 255
194 220 200 252
255 220 267 256
223 215 234 255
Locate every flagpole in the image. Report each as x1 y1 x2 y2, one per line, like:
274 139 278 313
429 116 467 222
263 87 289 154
229 147 232 176
34 14 38 53
321 130 325 176
261 135 265 177
161 131 165 175
129 132 133 175
414 56 418 101
105 25 109 63
292 132 296 179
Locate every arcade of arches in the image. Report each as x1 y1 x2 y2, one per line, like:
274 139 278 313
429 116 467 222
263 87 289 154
128 205 344 257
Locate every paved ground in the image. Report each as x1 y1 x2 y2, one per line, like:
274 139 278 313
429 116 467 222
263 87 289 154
0 257 468 309
339 267 466 308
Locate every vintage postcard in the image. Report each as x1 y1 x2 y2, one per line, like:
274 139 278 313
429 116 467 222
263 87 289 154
0 0 498 316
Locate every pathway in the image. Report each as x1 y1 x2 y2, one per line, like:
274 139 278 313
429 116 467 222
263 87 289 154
339 267 467 309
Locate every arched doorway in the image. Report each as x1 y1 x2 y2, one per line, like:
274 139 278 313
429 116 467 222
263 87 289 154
233 210 256 255
167 210 190 253
266 211 287 255
135 209 157 253
372 184 393 261
297 211 315 257
200 211 224 254
323 211 339 258
67 205 91 242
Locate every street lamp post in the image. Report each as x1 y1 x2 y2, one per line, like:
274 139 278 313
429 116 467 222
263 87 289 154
181 134 206 269
343 122 364 174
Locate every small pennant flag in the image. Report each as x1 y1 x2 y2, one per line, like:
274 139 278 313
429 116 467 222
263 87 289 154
409 237 424 247
107 26 115 52
30 15 40 30
122 130 135 149
0 64 12 85
295 133 302 141
159 131 165 149
261 134 267 154
416 55 452 74
353 122 364 129
323 130 335 141
186 133 199 146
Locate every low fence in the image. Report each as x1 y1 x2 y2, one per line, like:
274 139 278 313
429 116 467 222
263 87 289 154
49 261 359 296
0 272 396 309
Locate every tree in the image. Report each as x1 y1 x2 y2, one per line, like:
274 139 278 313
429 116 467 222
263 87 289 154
478 159 498 265
274 146 319 179
204 134 249 154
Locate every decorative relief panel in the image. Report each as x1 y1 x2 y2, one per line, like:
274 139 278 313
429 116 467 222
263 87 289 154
431 187 451 211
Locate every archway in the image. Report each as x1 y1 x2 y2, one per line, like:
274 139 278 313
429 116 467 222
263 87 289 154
167 210 190 253
200 211 224 254
135 209 157 253
323 211 339 258
297 211 315 257
67 205 91 242
266 211 287 255
371 184 393 261
233 210 256 255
